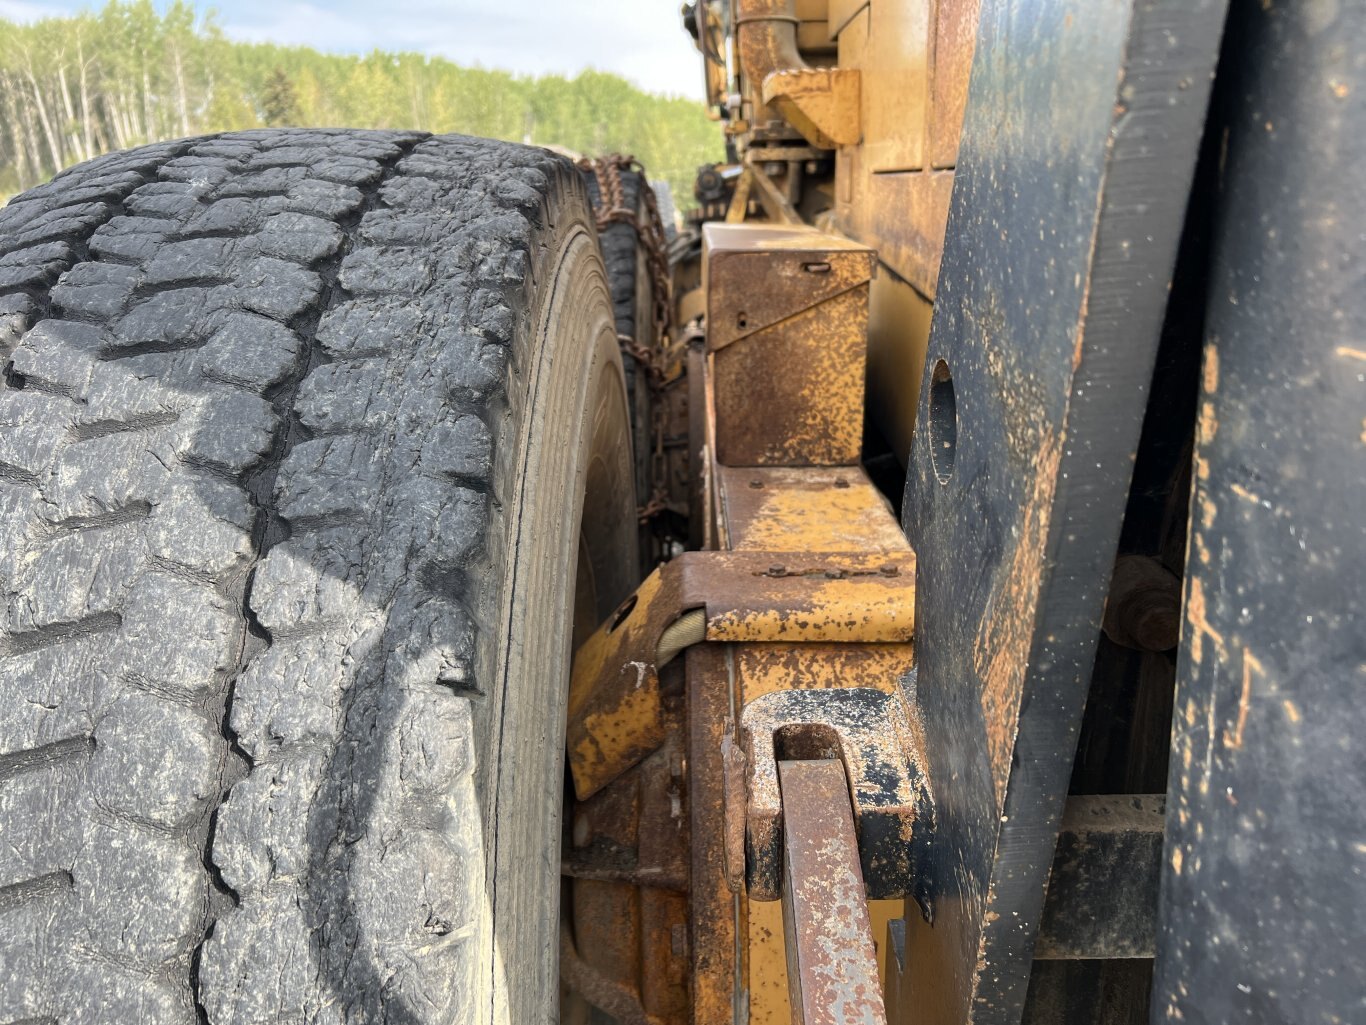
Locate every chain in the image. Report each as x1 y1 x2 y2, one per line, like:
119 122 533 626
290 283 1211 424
577 154 673 354
578 154 678 528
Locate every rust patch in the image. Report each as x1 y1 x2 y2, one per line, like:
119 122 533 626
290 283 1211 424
973 429 1062 808
704 223 875 467
1203 344 1220 393
1223 647 1264 750
1184 575 1227 666
779 759 890 1025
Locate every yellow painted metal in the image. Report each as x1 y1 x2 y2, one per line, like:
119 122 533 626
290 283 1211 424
565 568 670 801
748 898 792 1024
567 550 914 800
697 446 917 1025
746 161 806 224
716 465 909 553
726 167 755 223
719 0 980 458
747 893 904 1025
835 1 929 172
702 223 874 467
762 67 863 148
827 0 869 39
828 0 979 289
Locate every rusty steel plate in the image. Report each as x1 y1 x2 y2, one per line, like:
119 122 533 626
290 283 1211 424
703 222 875 467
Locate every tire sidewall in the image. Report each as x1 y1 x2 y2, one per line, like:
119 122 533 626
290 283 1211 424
476 184 636 1023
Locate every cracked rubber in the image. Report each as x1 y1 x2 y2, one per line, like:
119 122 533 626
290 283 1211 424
0 129 634 1025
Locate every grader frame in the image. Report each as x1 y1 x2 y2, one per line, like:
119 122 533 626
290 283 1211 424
563 1 1365 1023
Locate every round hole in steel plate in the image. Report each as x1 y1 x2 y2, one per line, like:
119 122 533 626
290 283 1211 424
929 358 957 485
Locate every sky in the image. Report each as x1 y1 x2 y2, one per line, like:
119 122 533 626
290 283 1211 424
0 0 708 101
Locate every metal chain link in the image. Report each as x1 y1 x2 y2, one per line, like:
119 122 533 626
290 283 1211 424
577 153 673 356
579 154 677 526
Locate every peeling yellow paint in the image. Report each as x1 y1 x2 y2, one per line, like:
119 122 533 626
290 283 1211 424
1203 346 1219 394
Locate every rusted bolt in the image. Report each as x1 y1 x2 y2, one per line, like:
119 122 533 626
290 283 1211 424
748 479 764 489
833 476 850 488
767 564 788 577
1103 555 1183 651
880 564 900 577
824 568 846 580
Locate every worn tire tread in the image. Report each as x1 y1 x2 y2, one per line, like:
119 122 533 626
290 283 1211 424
0 128 586 1025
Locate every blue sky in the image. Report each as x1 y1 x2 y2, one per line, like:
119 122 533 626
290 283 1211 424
0 0 707 99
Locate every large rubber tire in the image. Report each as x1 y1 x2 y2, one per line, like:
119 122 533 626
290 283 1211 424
0 130 637 1025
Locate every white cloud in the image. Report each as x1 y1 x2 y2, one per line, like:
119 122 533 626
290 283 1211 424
218 0 704 98
220 3 380 53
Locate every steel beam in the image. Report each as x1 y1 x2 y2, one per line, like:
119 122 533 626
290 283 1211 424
779 759 888 1025
898 0 1227 1022
1154 2 1366 1020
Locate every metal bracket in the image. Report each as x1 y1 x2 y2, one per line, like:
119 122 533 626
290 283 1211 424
567 549 915 800
761 67 862 149
732 687 932 901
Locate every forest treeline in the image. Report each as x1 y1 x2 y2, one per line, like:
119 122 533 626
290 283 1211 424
0 1 720 204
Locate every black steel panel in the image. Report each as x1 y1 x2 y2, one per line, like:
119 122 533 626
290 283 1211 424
899 1 1226 1022
1154 3 1366 1021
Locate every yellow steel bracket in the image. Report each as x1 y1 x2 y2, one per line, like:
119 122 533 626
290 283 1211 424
566 549 914 801
761 67 862 149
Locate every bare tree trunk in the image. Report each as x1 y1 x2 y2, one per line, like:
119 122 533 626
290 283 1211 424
172 46 191 137
117 83 137 146
78 38 96 160
23 56 66 174
2 72 35 191
57 62 88 163
10 71 45 189
141 57 153 142
92 113 110 155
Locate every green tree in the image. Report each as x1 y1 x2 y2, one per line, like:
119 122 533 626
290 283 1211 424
0 0 721 205
260 67 297 126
